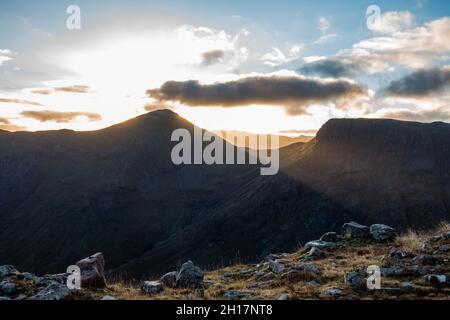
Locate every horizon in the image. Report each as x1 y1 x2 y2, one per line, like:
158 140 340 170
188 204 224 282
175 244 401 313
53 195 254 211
1 0 450 135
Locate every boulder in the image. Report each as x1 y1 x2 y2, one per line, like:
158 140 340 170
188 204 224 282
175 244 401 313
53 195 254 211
319 288 342 298
277 293 289 300
342 222 370 239
370 224 396 241
344 272 366 289
304 240 336 250
320 232 338 243
160 271 177 288
0 280 19 296
425 275 449 287
142 281 164 294
28 282 71 300
269 261 285 274
389 248 412 260
76 253 106 288
100 295 117 300
305 247 325 261
0 265 18 278
176 261 204 288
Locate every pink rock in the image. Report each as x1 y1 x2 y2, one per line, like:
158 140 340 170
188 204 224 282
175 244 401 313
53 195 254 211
76 253 106 288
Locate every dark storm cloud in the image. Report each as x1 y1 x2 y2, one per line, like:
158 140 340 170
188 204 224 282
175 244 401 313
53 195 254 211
298 59 363 78
20 110 102 123
383 68 450 97
147 75 367 114
201 50 225 66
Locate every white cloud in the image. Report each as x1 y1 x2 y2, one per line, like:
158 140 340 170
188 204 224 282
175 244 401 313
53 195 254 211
371 11 415 34
261 45 302 67
0 49 12 66
318 17 330 34
314 33 338 44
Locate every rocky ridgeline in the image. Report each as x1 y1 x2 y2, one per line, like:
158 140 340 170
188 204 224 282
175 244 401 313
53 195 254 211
1 222 449 300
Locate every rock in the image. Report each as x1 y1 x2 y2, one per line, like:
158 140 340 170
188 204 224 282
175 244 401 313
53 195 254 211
160 271 177 288
28 282 71 300
342 222 370 239
381 266 404 277
223 290 252 300
411 265 429 276
320 232 338 243
345 272 366 289
442 231 450 240
176 261 204 288
370 224 396 241
304 247 325 261
264 254 281 262
0 296 11 300
239 269 255 278
304 240 336 250
269 261 285 274
142 281 164 294
437 244 450 253
319 288 342 298
277 293 289 300
0 265 18 277
389 248 411 259
425 275 449 287
257 272 276 282
100 295 116 300
281 264 320 281
0 280 19 296
222 272 233 281
76 252 106 288
399 282 417 292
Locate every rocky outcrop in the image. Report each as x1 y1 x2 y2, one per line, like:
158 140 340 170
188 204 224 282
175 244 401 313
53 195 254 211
175 261 204 289
342 222 370 239
76 253 106 288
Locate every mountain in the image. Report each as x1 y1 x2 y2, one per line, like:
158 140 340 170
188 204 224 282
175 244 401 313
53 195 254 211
0 111 449 278
212 130 313 149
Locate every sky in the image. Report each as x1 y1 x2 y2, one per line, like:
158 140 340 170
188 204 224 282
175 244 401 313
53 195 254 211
0 0 450 135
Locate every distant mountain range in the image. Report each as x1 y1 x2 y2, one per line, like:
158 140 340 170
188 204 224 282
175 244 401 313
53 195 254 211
0 110 449 278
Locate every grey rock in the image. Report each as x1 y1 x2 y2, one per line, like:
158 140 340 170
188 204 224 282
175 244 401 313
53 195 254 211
28 282 71 300
295 263 321 273
342 222 370 239
0 280 19 296
320 232 338 243
399 282 417 292
76 252 106 288
381 266 404 277
160 271 177 288
142 281 164 294
224 290 252 300
345 272 366 289
100 295 117 300
269 261 285 274
319 288 342 298
277 293 289 300
370 224 396 241
257 272 276 282
176 261 204 288
304 240 336 250
304 247 325 261
239 269 255 278
389 248 411 259
0 296 11 300
425 274 449 287
442 231 450 240
264 254 281 262
0 265 18 277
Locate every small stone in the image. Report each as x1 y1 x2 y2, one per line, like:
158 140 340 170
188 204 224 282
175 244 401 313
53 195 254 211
399 282 417 292
320 232 338 243
425 275 449 287
160 271 177 288
304 247 325 261
319 288 342 298
277 293 289 300
142 281 164 294
0 280 19 296
28 282 71 300
389 248 411 259
342 222 370 239
370 224 396 241
100 295 117 300
345 272 366 289
381 266 404 277
223 290 252 300
442 232 450 240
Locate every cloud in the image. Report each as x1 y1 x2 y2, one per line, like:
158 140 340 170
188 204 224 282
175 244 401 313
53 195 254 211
299 59 363 78
143 103 175 112
0 117 26 131
261 45 301 67
378 105 450 122
201 50 225 66
371 11 415 34
0 98 44 106
382 67 450 97
0 49 12 66
31 85 91 95
314 33 338 45
20 110 102 123
147 75 367 114
318 17 330 34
